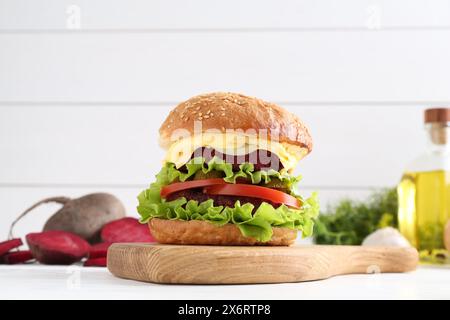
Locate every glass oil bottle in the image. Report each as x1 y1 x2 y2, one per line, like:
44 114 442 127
398 108 450 264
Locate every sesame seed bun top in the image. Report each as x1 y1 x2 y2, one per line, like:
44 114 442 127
159 92 313 154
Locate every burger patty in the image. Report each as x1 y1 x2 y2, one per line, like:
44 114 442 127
182 147 284 172
165 189 281 209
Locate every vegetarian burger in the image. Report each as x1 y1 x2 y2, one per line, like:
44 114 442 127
137 92 319 246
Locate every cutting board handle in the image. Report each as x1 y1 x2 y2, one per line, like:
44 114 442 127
318 245 418 275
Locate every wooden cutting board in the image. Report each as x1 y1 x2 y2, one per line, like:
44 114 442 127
107 243 418 284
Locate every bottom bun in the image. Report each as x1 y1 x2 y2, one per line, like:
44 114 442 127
148 218 297 246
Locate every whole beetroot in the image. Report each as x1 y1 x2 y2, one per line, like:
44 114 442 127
9 193 126 243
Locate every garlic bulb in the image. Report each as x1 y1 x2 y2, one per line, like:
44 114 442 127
362 227 411 247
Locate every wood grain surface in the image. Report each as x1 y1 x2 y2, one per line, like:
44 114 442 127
107 244 418 284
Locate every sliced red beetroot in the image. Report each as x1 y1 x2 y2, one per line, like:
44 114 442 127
1 250 34 264
26 231 90 265
0 238 23 256
89 242 111 259
101 217 155 243
84 257 107 267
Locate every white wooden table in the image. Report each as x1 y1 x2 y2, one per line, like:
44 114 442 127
0 264 449 300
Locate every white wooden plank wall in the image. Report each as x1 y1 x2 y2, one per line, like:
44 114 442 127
0 0 449 238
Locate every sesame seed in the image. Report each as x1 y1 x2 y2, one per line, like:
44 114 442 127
204 115 210 119
198 117 203 120
206 110 211 115
220 107 225 111
198 112 203 116
221 113 226 116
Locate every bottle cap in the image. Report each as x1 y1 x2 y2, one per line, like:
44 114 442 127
425 108 450 123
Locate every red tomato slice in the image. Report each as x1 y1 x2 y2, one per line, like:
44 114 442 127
203 184 302 209
160 178 226 198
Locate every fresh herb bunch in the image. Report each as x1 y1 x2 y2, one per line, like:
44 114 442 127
313 188 398 245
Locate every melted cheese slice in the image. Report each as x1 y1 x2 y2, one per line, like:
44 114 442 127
163 132 308 173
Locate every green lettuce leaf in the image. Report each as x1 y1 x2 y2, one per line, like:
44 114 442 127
137 158 319 242
165 157 302 192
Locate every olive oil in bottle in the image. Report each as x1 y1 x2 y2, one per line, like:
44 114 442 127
398 108 450 264
398 170 450 249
